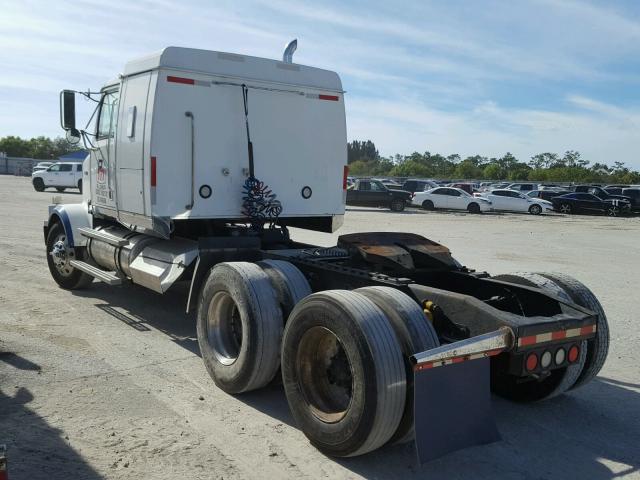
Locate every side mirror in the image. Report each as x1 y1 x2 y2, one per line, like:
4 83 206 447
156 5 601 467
60 90 79 136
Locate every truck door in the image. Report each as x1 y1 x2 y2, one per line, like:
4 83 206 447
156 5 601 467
116 73 151 215
93 88 119 210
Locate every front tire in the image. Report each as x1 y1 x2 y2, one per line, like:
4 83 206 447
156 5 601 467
33 178 45 192
528 204 542 215
196 262 283 394
559 203 572 214
467 202 481 214
46 222 93 290
281 290 406 457
390 198 405 212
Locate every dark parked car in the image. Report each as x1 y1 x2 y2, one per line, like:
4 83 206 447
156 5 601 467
527 189 572 201
573 185 632 205
401 179 438 194
606 187 640 211
551 193 629 216
346 179 412 211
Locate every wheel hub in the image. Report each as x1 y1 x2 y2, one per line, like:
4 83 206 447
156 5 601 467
50 235 74 277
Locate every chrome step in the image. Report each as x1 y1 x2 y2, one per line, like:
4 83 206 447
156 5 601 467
69 260 122 286
78 227 129 246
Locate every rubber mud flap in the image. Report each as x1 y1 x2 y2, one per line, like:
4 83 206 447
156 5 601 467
414 357 500 463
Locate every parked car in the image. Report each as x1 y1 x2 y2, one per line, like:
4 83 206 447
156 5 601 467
346 179 412 211
412 187 491 213
551 193 629 216
506 183 538 192
32 161 54 173
572 185 633 206
479 189 553 215
606 188 640 211
401 179 438 194
32 162 84 192
526 189 572 201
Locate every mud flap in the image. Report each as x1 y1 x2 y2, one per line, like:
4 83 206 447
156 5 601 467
413 357 501 463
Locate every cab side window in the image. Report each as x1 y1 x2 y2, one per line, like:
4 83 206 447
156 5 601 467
59 164 72 172
97 90 120 139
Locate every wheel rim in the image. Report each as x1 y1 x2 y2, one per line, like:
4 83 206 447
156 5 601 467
531 205 541 214
207 291 244 365
560 204 571 213
296 326 353 423
608 207 618 216
49 233 74 277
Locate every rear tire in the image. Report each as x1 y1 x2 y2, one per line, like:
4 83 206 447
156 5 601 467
196 262 283 394
489 272 587 401
536 273 609 390
46 221 93 290
422 200 434 211
281 290 406 457
355 286 439 444
33 178 44 192
390 198 405 212
257 260 311 320
467 202 481 214
528 204 542 215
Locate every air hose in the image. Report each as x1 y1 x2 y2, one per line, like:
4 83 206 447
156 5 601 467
240 84 282 231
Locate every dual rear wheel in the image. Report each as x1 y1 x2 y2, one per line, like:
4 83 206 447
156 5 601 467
196 262 438 457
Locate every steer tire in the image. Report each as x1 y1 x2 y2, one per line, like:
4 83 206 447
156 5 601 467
355 286 439 444
281 290 406 457
257 260 311 319
467 202 481 214
46 221 93 290
489 273 587 402
528 204 542 215
196 262 283 394
33 178 45 192
422 200 434 211
536 273 609 390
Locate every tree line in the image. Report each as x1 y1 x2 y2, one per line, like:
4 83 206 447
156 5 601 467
347 140 640 184
0 136 81 160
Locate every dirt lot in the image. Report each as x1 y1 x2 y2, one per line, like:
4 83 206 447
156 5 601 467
1 175 639 479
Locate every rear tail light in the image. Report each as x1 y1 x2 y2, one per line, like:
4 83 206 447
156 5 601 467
525 352 538 371
343 165 349 190
540 351 552 369
568 345 580 363
555 348 566 365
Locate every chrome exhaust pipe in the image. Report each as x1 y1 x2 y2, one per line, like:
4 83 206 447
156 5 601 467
282 39 297 63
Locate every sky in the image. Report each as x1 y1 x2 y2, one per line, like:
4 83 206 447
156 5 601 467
0 0 639 168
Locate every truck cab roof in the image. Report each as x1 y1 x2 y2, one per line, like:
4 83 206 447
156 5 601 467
121 47 343 92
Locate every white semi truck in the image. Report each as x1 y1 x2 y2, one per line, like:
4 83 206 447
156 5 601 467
46 43 609 463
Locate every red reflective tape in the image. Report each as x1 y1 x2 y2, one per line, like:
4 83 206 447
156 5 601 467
519 335 537 346
451 356 466 364
552 330 566 341
150 156 157 187
319 94 339 101
580 325 595 336
167 75 195 85
343 165 349 190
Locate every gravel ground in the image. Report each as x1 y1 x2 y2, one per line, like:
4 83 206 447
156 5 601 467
1 175 639 480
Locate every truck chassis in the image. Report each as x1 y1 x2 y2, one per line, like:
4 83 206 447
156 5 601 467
43 216 608 462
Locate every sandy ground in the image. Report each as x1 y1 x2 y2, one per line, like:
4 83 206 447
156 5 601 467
1 174 639 480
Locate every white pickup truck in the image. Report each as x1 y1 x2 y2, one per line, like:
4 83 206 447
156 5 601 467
32 161 85 192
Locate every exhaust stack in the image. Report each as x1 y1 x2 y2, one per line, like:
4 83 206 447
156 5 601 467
282 39 297 63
